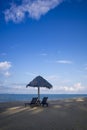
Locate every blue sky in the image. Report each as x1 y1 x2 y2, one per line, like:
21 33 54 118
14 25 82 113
0 0 87 94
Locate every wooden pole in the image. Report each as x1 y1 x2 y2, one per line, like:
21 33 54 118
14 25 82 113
38 87 40 101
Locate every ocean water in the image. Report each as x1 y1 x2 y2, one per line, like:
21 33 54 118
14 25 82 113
0 94 87 102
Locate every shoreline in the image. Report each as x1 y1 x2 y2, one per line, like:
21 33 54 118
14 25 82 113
0 97 87 130
0 97 86 111
0 93 87 103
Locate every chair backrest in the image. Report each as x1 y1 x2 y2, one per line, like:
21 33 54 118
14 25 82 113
42 97 48 104
31 97 38 104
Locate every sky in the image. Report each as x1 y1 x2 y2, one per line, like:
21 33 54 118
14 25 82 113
0 0 87 94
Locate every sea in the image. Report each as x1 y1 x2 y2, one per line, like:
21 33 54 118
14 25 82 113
0 94 87 103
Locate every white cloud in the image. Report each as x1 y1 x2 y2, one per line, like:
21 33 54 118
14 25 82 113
56 60 72 64
0 81 37 94
4 71 11 77
25 72 37 76
54 82 85 93
0 80 86 94
4 0 63 23
4 3 25 23
0 61 12 77
0 61 11 70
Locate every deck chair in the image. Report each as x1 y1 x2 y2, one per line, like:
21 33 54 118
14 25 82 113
25 97 38 107
40 97 48 107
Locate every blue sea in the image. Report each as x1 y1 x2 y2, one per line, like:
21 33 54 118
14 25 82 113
0 94 87 103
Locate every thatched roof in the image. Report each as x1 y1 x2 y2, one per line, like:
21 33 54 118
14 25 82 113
26 75 53 89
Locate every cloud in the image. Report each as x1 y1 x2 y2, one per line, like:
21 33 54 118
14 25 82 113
4 3 25 23
0 80 86 94
0 81 36 94
4 71 11 77
56 60 72 64
0 61 12 77
55 82 85 93
0 61 11 70
25 72 37 76
4 0 63 23
40 82 86 94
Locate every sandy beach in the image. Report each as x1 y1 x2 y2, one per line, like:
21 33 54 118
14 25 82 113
0 97 87 130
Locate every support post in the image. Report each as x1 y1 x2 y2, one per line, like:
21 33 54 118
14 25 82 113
38 87 40 101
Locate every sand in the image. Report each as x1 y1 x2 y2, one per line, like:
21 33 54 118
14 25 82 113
0 97 87 130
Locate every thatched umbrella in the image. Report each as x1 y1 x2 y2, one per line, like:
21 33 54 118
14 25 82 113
26 75 53 100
